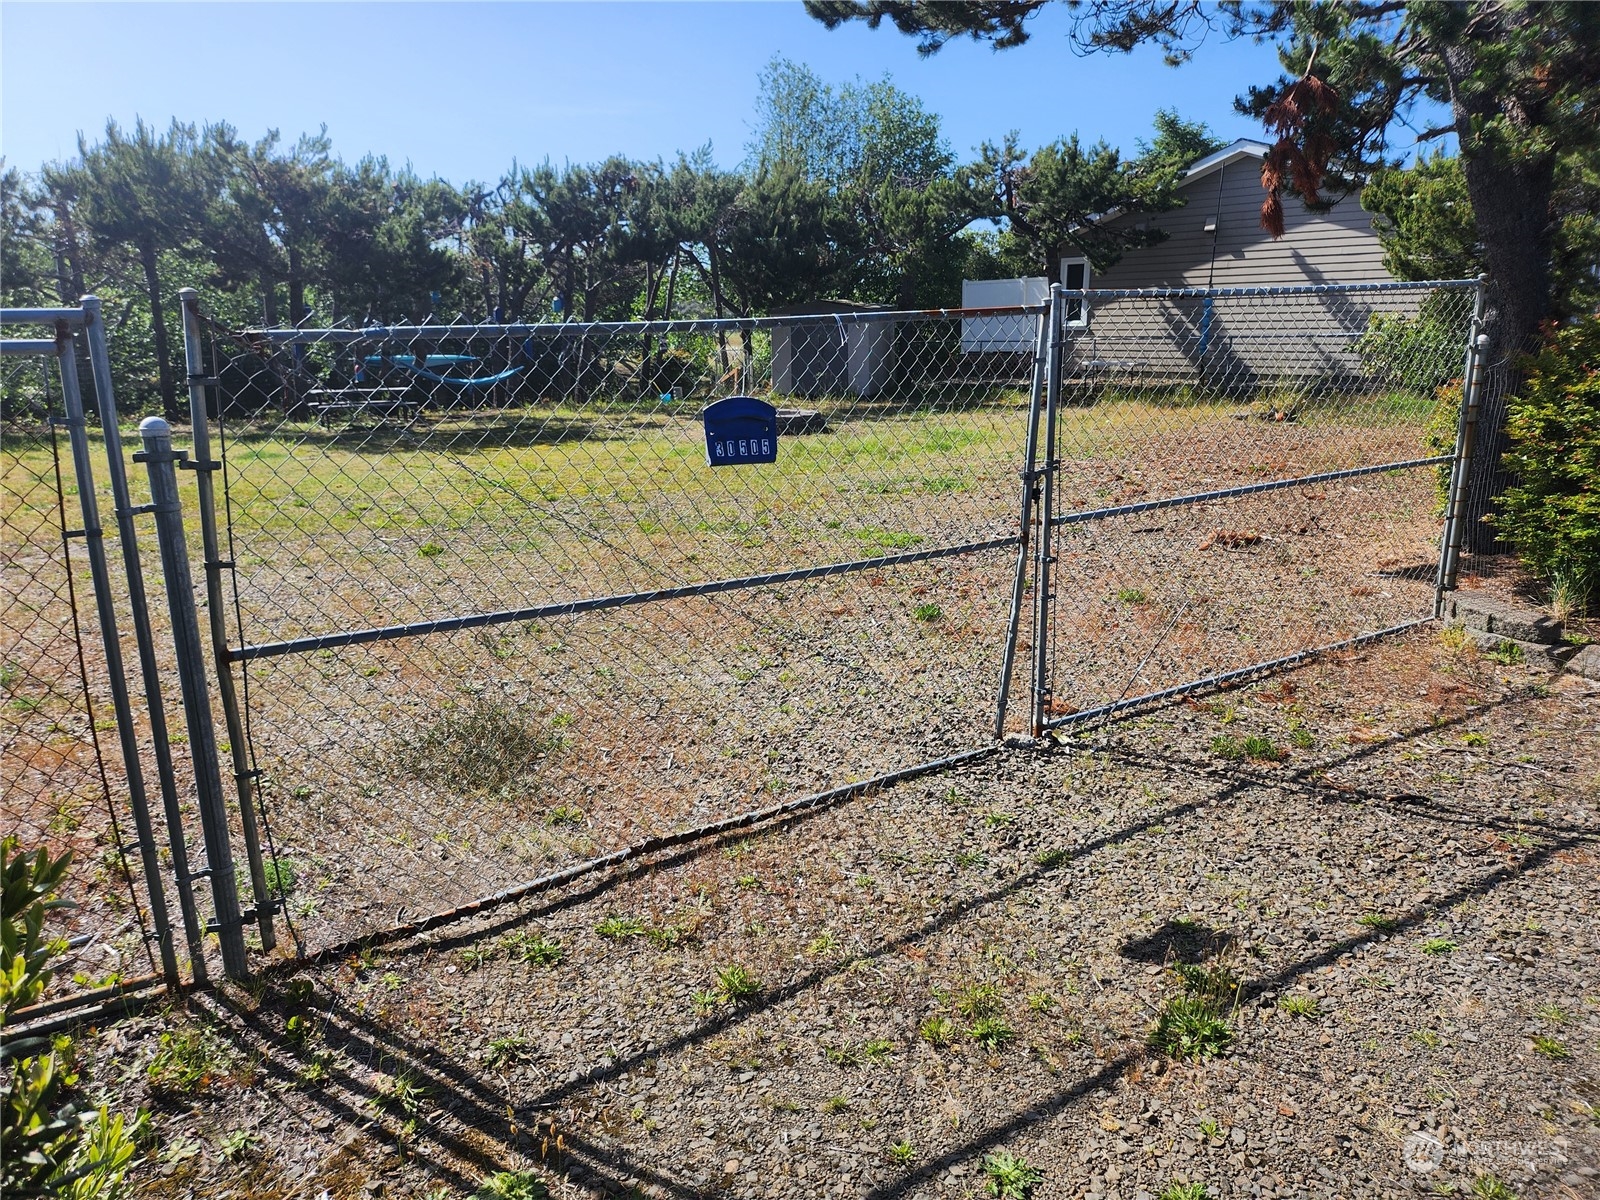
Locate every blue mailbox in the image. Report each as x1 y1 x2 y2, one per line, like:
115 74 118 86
702 396 778 466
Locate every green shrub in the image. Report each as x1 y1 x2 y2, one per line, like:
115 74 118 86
1358 292 1466 395
2 837 147 1198
1494 316 1600 614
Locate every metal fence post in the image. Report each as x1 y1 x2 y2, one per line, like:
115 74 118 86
1030 287 1065 737
994 306 1050 739
80 296 210 985
179 290 276 952
1436 278 1492 612
135 416 249 980
50 319 180 985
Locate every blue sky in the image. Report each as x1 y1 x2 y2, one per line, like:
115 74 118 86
1 2 1442 182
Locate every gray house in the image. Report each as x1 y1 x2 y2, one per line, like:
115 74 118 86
1056 139 1399 390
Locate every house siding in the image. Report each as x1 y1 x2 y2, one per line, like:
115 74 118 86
1065 155 1398 389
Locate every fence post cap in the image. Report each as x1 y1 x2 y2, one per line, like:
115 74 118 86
139 416 172 439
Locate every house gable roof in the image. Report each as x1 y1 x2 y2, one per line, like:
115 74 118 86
1180 139 1271 187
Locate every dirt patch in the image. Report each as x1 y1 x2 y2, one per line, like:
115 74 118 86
68 628 1599 1199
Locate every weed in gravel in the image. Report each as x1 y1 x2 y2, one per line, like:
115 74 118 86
982 1149 1043 1198
1026 991 1055 1013
1411 1029 1443 1050
968 1016 1017 1051
1210 734 1244 761
861 1038 894 1064
1534 1003 1568 1023
484 1035 534 1069
713 963 761 1005
1460 731 1488 747
1242 735 1286 762
1150 995 1233 1061
646 923 690 949
1288 723 1314 750
919 1015 955 1046
822 1095 851 1113
1421 937 1459 955
955 981 1004 1020
402 697 558 797
596 915 647 939
888 1139 915 1165
460 944 493 972
1197 1118 1223 1139
219 1129 258 1160
1158 1185 1211 1200
691 989 720 1015
1174 961 1241 1006
1532 1035 1571 1060
983 810 1013 828
955 850 987 868
502 931 564 966
544 804 585 827
370 1069 426 1115
1469 1175 1517 1200
1034 848 1069 870
912 603 943 622
1357 913 1399 933
474 1171 551 1200
1439 624 1469 650
1277 994 1320 1019
806 931 838 956
147 1026 232 1095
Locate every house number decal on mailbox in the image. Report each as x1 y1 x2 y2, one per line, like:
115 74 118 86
702 396 779 466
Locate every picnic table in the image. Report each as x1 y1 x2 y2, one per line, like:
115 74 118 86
306 388 418 427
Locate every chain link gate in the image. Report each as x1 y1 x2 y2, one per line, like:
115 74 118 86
2 304 184 1016
1021 279 1484 736
182 297 1050 961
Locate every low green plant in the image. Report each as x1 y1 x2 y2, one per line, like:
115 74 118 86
1531 1035 1571 1061
1173 962 1240 1006
968 1016 1016 1051
713 963 760 1005
806 931 837 956
1486 640 1525 667
1197 1117 1223 1139
919 1014 955 1046
1159 1184 1211 1200
474 1170 552 1200
912 602 943 622
1210 734 1244 761
545 805 585 827
955 982 1003 1020
370 1068 426 1115
1278 994 1320 1019
484 1035 533 1070
1034 848 1069 870
1116 587 1147 604
982 1149 1043 1198
147 1026 231 1094
1469 1173 1518 1200
1421 937 1458 956
1150 994 1233 1060
1357 913 1399 933
1288 724 1314 750
501 931 563 966
1025 991 1054 1013
596 915 647 940
1494 315 1600 615
888 1138 915 1165
1534 1003 1568 1024
1460 731 1489 747
1242 735 1286 762
3 840 149 1200
822 1095 851 1113
220 1128 258 1160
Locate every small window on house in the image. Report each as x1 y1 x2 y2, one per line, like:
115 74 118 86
1060 257 1090 326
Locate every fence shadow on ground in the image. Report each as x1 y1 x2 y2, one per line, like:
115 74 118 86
161 671 1597 1198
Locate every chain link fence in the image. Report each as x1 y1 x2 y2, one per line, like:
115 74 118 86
1035 280 1480 732
1 342 161 997
195 306 1044 954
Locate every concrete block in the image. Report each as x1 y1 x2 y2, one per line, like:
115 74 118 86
1446 592 1564 645
1567 644 1600 682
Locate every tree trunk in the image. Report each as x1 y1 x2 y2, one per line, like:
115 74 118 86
50 196 87 304
1446 44 1559 555
138 238 178 418
260 271 280 327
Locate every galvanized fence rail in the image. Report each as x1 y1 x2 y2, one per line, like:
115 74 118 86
1022 279 1483 736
